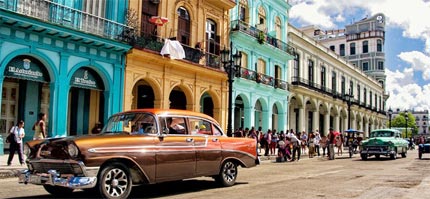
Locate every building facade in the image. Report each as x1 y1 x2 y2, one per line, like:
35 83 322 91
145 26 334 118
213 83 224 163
300 13 387 88
229 0 294 133
124 0 235 129
0 0 131 143
288 24 386 137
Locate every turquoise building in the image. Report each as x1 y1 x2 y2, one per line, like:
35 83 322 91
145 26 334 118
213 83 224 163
0 0 131 143
229 0 294 132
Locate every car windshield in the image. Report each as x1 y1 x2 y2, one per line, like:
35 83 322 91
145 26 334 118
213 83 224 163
370 131 394 138
102 113 157 135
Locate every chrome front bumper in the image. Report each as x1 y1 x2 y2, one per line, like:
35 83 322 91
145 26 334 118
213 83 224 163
19 169 97 189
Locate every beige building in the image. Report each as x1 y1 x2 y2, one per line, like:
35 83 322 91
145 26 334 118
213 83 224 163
287 24 386 137
125 0 236 128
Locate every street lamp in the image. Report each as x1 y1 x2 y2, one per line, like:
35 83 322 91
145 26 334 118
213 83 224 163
221 41 242 137
345 88 353 130
388 108 393 129
405 111 409 138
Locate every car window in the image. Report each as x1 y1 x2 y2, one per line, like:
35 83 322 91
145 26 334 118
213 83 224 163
189 118 212 135
161 116 187 134
102 113 156 134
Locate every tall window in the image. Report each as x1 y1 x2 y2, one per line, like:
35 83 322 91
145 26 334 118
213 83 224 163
363 41 369 53
141 1 158 36
370 91 373 107
275 65 281 80
350 43 356 55
308 59 314 84
364 88 367 105
377 61 384 70
332 71 337 93
349 80 354 95
83 0 105 17
275 16 281 40
341 76 345 95
377 39 382 52
321 65 326 88
293 53 300 78
206 19 219 54
257 6 266 30
340 44 345 56
177 7 191 45
257 59 266 74
239 0 249 23
241 52 248 69
357 84 361 103
362 62 369 71
330 45 335 51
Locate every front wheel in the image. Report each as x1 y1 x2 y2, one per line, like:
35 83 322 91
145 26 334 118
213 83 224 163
390 153 396 160
98 162 132 199
43 185 73 196
419 151 422 159
215 160 238 187
361 154 368 160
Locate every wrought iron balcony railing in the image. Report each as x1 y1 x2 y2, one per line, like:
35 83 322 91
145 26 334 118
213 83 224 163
238 67 287 90
0 0 133 42
231 20 294 55
291 76 384 114
132 31 221 69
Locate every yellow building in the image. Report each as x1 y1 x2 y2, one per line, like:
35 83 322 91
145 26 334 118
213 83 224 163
125 0 236 128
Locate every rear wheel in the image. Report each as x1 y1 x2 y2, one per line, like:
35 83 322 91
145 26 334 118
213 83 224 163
98 162 132 199
419 151 422 159
215 160 238 187
43 185 73 196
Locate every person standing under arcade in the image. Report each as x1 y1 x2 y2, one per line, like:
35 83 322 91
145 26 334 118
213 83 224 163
33 113 47 140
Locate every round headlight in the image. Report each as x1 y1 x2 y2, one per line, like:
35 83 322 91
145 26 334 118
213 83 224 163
23 144 31 157
68 143 79 158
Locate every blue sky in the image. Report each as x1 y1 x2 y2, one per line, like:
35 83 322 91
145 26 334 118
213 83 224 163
288 0 430 112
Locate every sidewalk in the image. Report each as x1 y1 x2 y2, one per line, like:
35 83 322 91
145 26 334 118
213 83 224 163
0 153 26 179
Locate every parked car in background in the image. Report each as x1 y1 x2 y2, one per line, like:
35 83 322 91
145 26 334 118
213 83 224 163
418 137 430 159
360 129 408 160
19 109 259 199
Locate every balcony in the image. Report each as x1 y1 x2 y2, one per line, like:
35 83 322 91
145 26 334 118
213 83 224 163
231 20 294 55
132 32 221 69
0 0 133 42
291 76 383 113
238 67 288 90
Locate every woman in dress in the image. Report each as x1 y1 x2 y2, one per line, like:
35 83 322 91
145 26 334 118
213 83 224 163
33 113 47 140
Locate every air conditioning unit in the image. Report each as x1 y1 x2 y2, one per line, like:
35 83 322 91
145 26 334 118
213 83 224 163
151 0 160 4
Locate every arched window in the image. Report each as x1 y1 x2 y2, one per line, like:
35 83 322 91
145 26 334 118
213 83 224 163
363 41 369 53
275 16 281 40
377 39 383 52
239 0 249 23
206 19 218 54
257 6 266 30
177 7 191 45
350 43 356 55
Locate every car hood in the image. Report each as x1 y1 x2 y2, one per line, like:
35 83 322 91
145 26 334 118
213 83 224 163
362 137 393 145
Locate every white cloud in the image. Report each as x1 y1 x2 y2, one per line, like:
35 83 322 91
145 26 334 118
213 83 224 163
397 51 430 80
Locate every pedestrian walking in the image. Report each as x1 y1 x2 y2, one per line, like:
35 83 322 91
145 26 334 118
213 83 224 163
264 129 272 156
33 113 47 140
328 128 336 160
7 120 25 166
320 135 328 157
314 131 321 156
291 133 301 161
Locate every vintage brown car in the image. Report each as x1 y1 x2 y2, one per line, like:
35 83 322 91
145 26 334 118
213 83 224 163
19 109 259 199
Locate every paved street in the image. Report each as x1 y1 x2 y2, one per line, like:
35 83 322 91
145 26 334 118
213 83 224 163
1 149 430 199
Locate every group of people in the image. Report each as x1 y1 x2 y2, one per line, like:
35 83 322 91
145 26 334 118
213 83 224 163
233 127 348 162
6 113 47 166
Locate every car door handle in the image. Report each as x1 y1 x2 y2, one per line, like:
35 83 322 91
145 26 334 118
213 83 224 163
186 138 194 142
212 138 219 142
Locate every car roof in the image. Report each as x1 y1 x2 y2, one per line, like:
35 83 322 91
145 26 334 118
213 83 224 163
113 109 219 125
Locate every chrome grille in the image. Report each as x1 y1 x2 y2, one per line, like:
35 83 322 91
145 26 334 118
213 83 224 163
30 162 83 175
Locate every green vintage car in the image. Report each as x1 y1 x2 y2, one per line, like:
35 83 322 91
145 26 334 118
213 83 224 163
360 129 408 160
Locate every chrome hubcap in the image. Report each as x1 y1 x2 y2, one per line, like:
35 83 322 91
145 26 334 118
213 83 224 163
104 168 128 197
222 162 237 182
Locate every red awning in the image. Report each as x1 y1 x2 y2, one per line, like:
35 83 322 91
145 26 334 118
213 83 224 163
149 16 169 26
